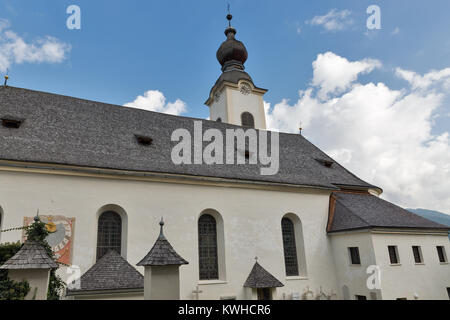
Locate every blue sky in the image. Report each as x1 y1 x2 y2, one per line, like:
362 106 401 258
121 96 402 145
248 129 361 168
1 0 450 212
1 1 449 126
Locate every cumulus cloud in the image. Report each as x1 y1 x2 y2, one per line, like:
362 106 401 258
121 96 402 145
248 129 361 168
307 9 353 31
312 52 381 99
0 19 70 72
265 52 450 213
124 90 187 115
396 67 450 90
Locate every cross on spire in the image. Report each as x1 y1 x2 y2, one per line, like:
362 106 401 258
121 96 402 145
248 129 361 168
226 4 232 27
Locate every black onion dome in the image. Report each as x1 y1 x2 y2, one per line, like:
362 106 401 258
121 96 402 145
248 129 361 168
216 27 248 71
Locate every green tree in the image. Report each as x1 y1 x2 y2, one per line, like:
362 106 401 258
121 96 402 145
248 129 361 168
0 242 30 300
25 217 66 300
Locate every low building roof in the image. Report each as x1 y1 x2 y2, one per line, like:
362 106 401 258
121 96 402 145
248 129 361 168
137 219 189 267
67 250 143 294
0 241 58 270
243 261 284 289
327 192 450 233
0 86 377 192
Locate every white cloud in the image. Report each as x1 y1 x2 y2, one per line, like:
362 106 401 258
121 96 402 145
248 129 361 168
265 52 450 213
312 52 381 99
124 90 187 116
307 9 353 31
396 67 450 90
0 19 70 72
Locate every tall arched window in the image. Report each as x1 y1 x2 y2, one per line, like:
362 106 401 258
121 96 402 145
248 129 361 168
241 112 255 128
281 217 299 276
198 214 219 280
0 206 3 242
96 211 122 260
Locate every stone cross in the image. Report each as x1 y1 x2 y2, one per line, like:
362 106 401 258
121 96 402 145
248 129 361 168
192 285 203 300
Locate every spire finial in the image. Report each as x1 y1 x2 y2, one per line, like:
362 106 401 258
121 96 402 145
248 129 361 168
34 209 40 222
158 217 165 239
226 4 232 28
255 256 258 262
3 69 9 86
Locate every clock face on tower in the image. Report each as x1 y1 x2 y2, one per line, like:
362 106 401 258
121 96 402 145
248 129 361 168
23 215 75 265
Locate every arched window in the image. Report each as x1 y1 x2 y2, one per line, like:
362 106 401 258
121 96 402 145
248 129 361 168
198 214 219 280
281 217 299 276
96 211 122 260
0 207 3 242
241 112 255 128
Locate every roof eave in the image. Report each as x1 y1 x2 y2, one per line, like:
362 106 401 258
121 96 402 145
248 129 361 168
328 226 450 235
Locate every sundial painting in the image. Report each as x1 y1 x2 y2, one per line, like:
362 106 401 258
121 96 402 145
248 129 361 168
23 215 75 265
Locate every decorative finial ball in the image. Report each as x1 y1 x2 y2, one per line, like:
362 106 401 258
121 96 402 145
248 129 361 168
159 217 164 227
227 14 232 21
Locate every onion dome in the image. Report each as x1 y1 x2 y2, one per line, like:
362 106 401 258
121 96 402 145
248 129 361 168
216 13 248 72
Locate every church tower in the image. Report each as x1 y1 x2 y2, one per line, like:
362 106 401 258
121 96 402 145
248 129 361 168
205 12 268 129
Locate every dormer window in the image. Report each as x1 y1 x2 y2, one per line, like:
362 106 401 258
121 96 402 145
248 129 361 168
1 117 23 129
315 158 333 168
135 134 153 146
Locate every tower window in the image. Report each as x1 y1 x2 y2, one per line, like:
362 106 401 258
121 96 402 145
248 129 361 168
96 211 122 260
198 214 219 280
241 112 255 128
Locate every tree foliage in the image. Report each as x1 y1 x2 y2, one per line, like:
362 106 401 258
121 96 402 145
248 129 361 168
25 217 66 300
0 216 66 300
0 242 30 300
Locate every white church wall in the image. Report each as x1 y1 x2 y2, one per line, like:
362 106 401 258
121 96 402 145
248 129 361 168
371 232 450 300
329 231 378 300
0 169 338 300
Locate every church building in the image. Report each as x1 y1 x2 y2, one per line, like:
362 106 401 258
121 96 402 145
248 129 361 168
0 14 449 300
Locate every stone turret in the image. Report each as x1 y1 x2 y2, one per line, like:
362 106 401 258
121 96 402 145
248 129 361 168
137 218 188 300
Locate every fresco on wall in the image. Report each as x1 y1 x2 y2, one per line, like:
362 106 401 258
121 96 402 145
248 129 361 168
23 215 75 265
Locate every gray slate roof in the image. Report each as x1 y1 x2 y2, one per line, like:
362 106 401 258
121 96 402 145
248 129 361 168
0 241 58 269
0 86 376 191
328 193 450 233
243 261 284 288
67 250 143 294
137 222 188 266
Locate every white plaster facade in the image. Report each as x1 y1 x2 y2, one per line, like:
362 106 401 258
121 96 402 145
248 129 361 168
330 230 450 300
0 167 337 300
1 166 448 300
